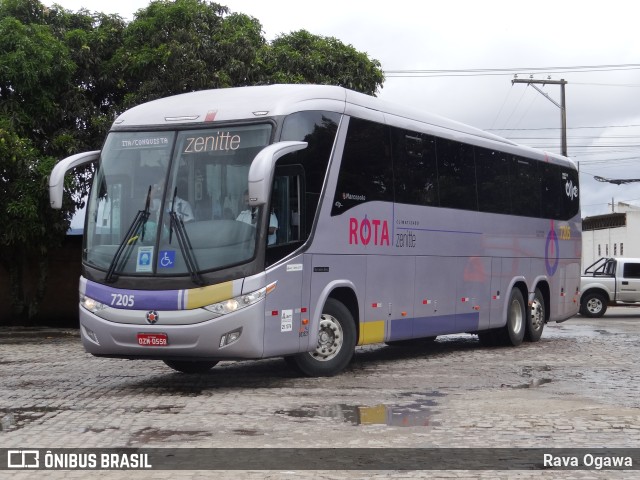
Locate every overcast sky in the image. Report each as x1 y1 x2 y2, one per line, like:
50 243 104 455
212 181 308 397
45 0 640 218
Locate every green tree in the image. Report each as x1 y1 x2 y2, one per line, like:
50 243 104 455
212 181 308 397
0 0 385 324
49 8 128 151
0 0 123 322
0 120 72 321
114 0 265 107
260 30 384 95
114 0 384 105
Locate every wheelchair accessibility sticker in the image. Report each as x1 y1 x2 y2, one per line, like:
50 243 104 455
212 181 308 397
158 250 176 269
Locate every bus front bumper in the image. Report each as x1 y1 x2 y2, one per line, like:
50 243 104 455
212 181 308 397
78 303 266 361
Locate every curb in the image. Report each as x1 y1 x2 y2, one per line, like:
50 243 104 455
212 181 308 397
0 327 80 339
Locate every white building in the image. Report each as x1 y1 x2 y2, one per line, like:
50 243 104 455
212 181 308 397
582 202 640 269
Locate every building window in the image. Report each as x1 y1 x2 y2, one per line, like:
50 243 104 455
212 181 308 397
614 244 617 256
598 244 601 256
621 243 624 255
606 245 609 256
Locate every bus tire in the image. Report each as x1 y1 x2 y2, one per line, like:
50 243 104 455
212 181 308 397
580 292 607 318
499 288 526 346
287 298 356 377
163 360 218 373
525 288 545 342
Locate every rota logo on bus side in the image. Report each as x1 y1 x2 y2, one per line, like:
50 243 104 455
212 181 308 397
349 215 390 246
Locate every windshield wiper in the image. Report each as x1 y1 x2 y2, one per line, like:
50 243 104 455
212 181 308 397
169 187 204 286
105 185 152 283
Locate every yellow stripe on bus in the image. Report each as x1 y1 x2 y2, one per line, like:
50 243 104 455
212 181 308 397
185 282 233 309
359 320 385 345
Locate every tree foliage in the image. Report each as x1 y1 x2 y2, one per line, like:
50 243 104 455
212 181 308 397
114 0 266 107
262 30 384 95
0 0 384 323
0 120 71 320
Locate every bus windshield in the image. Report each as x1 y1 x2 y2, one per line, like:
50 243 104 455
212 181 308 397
85 124 273 277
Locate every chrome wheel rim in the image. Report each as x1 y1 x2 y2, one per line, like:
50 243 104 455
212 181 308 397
510 298 524 333
586 298 602 314
530 298 545 331
310 314 343 362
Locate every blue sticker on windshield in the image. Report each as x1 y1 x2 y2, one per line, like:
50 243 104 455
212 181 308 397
158 250 176 269
136 246 154 272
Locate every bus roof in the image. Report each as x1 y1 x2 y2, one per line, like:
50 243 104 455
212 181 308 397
112 84 571 167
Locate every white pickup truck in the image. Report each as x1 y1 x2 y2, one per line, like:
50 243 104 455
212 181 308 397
580 257 640 317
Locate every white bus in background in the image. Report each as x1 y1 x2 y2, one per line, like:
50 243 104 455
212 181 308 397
49 85 581 376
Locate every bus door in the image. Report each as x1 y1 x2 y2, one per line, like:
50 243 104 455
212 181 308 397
366 256 415 344
263 166 307 357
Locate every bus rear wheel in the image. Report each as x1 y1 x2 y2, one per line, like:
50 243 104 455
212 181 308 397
525 288 545 342
287 298 356 377
163 360 218 374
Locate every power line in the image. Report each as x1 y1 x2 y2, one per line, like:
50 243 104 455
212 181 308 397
527 145 640 148
571 82 640 87
487 124 640 131
505 135 640 140
384 63 640 77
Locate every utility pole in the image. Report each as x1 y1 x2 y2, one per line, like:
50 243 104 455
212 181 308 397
512 77 568 157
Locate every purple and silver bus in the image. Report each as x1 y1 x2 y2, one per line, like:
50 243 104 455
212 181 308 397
49 85 581 376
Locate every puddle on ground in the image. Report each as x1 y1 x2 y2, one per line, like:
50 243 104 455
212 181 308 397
506 365 554 388
520 365 552 376
547 324 616 338
0 406 66 432
124 405 183 414
502 378 553 389
232 428 263 436
275 392 441 427
128 427 210 445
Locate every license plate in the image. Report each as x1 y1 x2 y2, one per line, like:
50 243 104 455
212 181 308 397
137 333 168 346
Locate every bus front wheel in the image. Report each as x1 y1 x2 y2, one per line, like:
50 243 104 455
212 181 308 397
287 298 356 377
499 288 526 346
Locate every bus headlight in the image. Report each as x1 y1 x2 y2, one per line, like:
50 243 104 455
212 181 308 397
80 294 107 313
204 282 276 317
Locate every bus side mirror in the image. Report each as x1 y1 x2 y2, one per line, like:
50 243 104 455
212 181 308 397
248 141 307 206
49 150 100 209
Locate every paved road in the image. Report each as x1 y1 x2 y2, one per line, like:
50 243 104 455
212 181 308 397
1 308 639 479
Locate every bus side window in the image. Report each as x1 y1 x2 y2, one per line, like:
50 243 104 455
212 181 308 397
393 129 439 207
510 156 541 217
331 117 393 215
266 165 305 266
476 147 511 215
270 165 305 246
436 138 478 211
